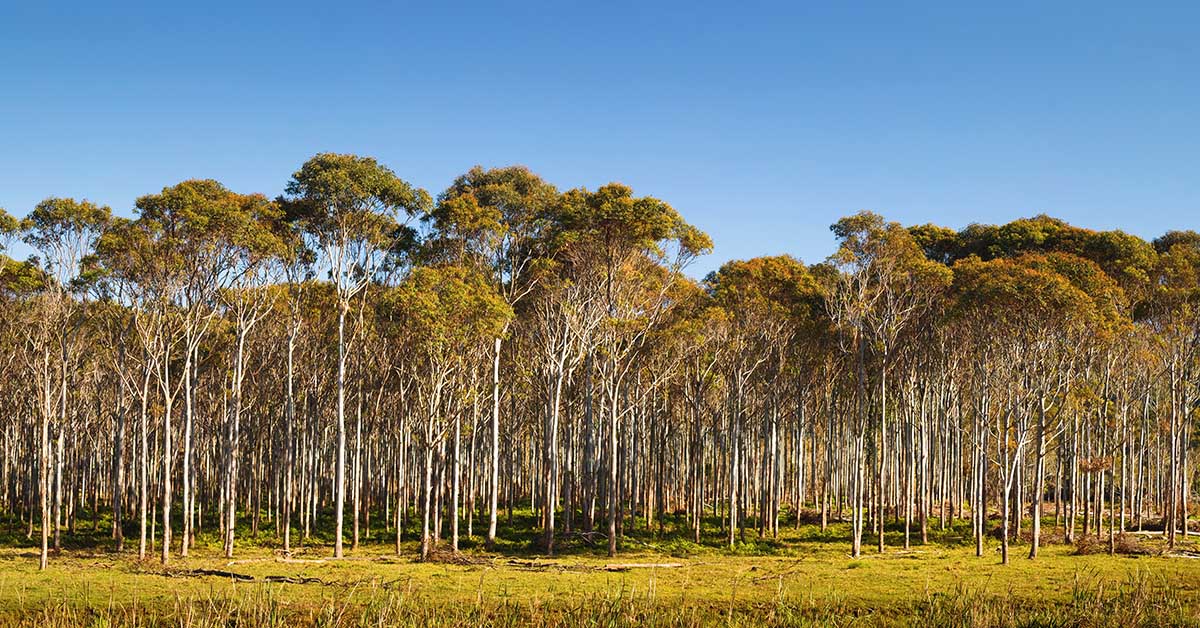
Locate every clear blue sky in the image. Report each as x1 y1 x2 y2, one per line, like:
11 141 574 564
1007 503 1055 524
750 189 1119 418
2 1 1197 276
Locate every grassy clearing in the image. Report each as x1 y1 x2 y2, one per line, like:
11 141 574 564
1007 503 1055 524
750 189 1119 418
0 511 1198 626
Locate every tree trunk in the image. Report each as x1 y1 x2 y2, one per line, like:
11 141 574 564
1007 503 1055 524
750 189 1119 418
160 344 173 566
335 305 348 558
487 336 501 548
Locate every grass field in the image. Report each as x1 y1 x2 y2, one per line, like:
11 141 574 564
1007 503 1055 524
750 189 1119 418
0 511 1197 626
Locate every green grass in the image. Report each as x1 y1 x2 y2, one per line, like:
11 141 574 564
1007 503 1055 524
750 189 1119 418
0 508 1198 626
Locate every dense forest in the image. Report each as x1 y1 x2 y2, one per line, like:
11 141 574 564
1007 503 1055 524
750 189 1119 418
2 153 1197 572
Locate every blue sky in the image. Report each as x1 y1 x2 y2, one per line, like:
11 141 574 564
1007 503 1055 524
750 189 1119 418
2 1 1197 276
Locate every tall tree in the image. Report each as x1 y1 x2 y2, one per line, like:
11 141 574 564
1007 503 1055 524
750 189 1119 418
284 153 430 557
21 198 110 569
826 212 950 556
429 166 558 548
387 264 510 559
551 183 711 556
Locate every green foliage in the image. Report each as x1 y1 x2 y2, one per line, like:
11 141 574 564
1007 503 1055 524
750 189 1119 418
1083 229 1157 292
907 222 960 265
826 211 951 359
706 255 828 369
707 255 822 322
285 153 430 257
912 214 1163 316
0 255 49 295
94 181 288 308
1034 252 1124 327
1152 230 1200 254
1147 236 1200 320
829 211 952 289
386 264 513 358
956 214 1086 261
552 183 712 264
951 255 1094 331
429 165 558 269
0 207 20 241
22 197 111 292
22 197 110 249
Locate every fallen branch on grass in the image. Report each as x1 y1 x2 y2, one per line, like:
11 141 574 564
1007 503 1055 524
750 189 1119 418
600 562 682 571
175 568 254 582
504 559 682 572
168 568 332 586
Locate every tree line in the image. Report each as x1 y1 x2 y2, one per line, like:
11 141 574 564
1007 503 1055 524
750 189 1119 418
0 153 1196 569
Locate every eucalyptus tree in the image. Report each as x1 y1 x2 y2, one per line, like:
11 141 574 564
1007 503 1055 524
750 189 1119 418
430 166 558 547
825 212 950 556
215 193 289 558
551 183 711 556
663 284 727 542
0 255 49 537
122 180 275 563
83 255 137 553
94 217 163 561
1025 252 1123 558
387 264 510 560
284 153 430 557
524 264 604 553
707 255 822 546
1146 232 1200 547
21 198 110 568
285 282 339 542
268 217 314 555
950 254 1103 562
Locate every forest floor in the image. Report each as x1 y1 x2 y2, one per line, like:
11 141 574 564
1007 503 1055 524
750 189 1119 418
0 512 1198 626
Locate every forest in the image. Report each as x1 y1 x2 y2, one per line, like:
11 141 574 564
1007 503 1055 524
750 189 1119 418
0 153 1199 624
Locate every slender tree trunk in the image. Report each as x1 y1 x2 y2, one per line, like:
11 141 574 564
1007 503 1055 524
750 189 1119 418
53 354 66 553
138 362 150 561
181 347 194 557
112 359 126 552
335 305 348 558
352 385 362 551
420 440 434 560
283 329 296 554
1030 397 1048 559
608 381 619 557
878 360 887 554
487 336 501 548
452 411 461 552
39 348 51 570
160 345 173 566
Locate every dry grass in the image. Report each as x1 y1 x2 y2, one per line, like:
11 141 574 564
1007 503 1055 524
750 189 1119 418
0 517 1198 626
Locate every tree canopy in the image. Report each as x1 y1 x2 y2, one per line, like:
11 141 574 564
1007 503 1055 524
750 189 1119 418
0 156 1196 574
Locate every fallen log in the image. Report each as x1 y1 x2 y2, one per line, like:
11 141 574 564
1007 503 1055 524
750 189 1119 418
505 559 567 571
167 568 332 586
183 569 254 581
263 575 329 584
601 563 683 571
